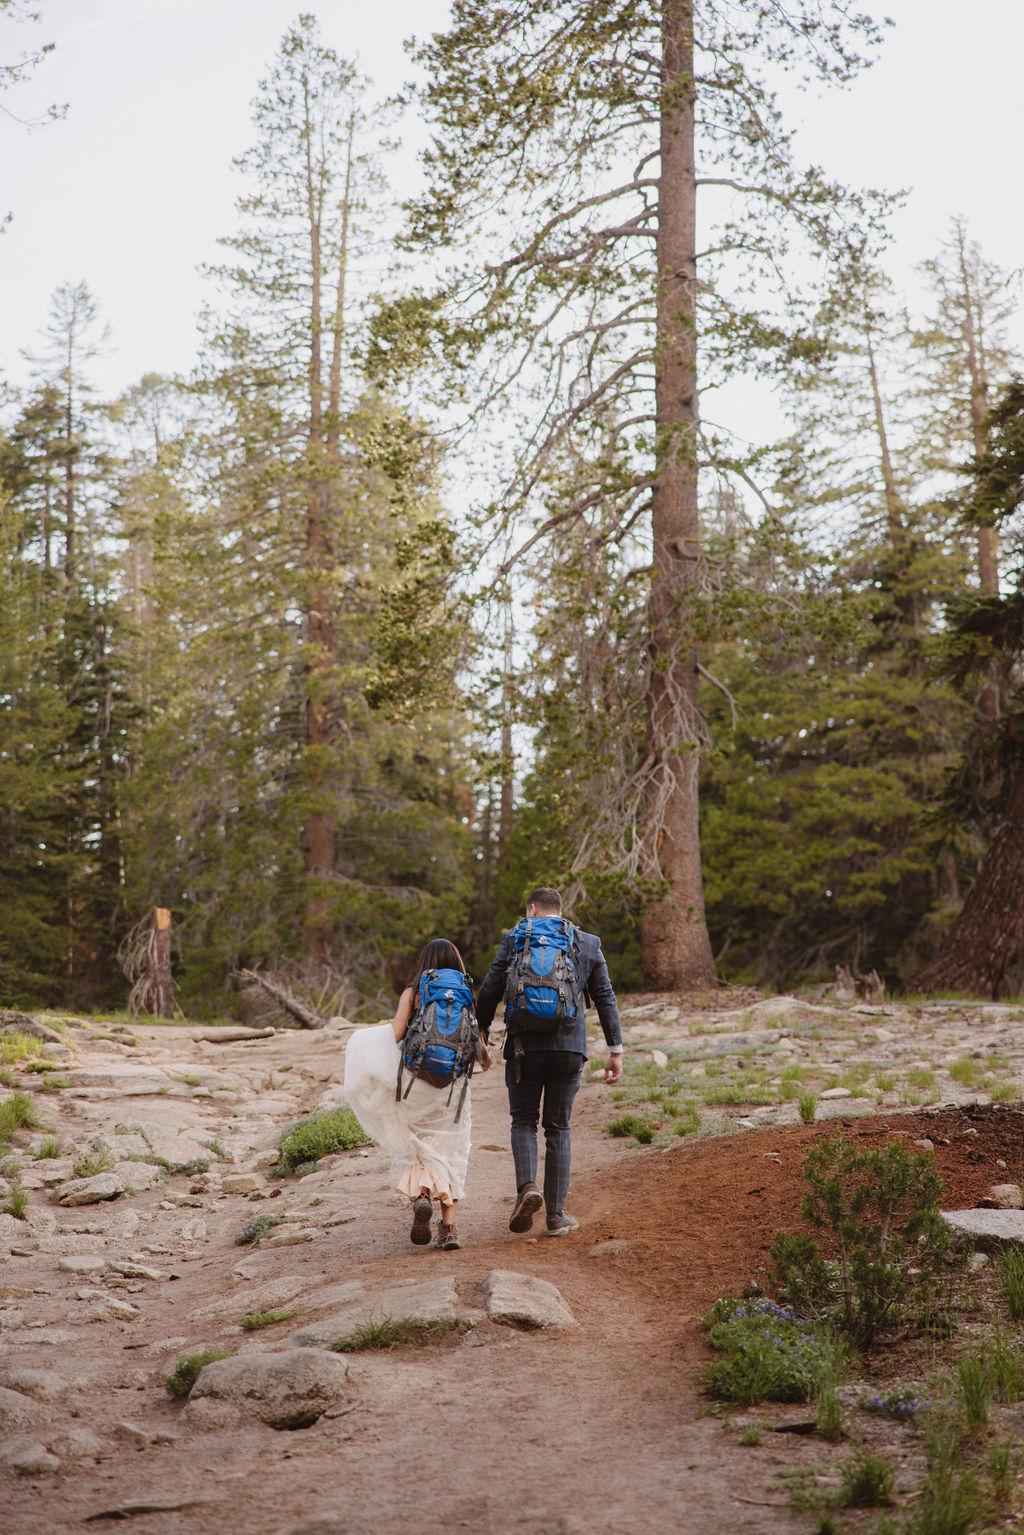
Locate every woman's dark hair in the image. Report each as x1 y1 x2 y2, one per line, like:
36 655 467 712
410 938 466 995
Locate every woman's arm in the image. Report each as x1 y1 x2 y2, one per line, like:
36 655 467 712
391 987 414 1044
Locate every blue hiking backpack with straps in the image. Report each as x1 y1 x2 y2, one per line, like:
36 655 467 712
503 916 583 1033
396 967 479 1123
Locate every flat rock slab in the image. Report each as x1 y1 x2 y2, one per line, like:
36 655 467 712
942 1209 1024 1249
290 1275 462 1347
58 1254 109 1274
197 1274 309 1322
482 1270 577 1329
0 1367 75 1402
186 1347 350 1429
66 1066 172 1095
57 1173 125 1206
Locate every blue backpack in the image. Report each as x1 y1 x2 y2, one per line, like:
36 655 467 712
504 916 582 1033
396 967 479 1123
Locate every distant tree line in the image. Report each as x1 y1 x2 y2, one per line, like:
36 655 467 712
1 8 1023 1015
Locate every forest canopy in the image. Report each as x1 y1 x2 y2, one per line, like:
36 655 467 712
1 5 1022 1017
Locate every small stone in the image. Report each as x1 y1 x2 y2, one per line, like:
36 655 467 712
109 1261 163 1280
967 1252 990 1272
650 1049 669 1068
222 1172 262 1195
980 1184 1023 1211
263 1226 317 1248
0 1436 61 1475
996 1158 1008 1169
49 1426 109 1459
57 1173 125 1207
819 1087 852 1100
0 1367 71 1402
914 1139 934 1152
942 1209 1024 1250
112 1420 151 1447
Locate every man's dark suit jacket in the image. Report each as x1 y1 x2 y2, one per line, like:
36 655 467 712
476 925 623 1060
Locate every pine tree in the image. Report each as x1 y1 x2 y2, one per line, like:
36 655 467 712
377 0 891 989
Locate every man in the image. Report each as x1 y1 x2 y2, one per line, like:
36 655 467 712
476 887 623 1237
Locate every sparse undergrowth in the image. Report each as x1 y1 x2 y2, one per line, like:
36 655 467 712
234 1212 285 1245
329 1316 461 1352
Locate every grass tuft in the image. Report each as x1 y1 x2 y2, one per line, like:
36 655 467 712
839 1449 895 1508
241 1308 299 1331
164 1347 234 1400
605 1113 655 1144
2 1185 29 1219
0 1091 41 1141
329 1315 459 1352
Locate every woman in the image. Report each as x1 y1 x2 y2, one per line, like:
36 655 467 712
343 938 490 1250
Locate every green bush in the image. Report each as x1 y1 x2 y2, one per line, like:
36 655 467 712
164 1348 234 1400
35 1136 60 1159
702 1296 849 1406
770 1133 953 1347
273 1108 371 1174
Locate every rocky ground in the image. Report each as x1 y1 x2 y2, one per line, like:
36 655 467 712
1 993 1024 1535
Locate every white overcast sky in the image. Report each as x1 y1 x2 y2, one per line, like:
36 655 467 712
1 0 1022 404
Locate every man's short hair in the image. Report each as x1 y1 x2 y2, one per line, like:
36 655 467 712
526 886 562 913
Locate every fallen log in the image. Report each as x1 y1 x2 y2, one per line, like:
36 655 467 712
236 969 325 1029
189 1026 278 1043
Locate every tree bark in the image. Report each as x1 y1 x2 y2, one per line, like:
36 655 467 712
640 0 717 992
302 70 337 963
957 221 1000 717
909 772 1024 998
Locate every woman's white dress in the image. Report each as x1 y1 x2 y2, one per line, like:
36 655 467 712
343 1021 471 1204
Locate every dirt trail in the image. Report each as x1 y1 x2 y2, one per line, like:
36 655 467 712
0 1005 1021 1535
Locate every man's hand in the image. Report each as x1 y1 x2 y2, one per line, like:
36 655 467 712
604 1053 623 1084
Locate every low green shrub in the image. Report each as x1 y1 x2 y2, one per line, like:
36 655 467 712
702 1296 850 1406
164 1348 234 1399
768 1133 954 1347
35 1136 61 1159
272 1108 371 1174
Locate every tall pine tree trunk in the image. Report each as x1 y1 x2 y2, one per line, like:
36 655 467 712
640 0 717 991
911 772 1024 998
302 77 336 963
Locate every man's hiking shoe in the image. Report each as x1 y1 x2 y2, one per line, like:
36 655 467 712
411 1195 433 1245
435 1222 460 1251
543 1212 579 1237
508 1182 543 1233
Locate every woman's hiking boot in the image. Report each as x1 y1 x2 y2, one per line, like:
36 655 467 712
410 1194 433 1245
435 1221 460 1250
508 1182 543 1233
